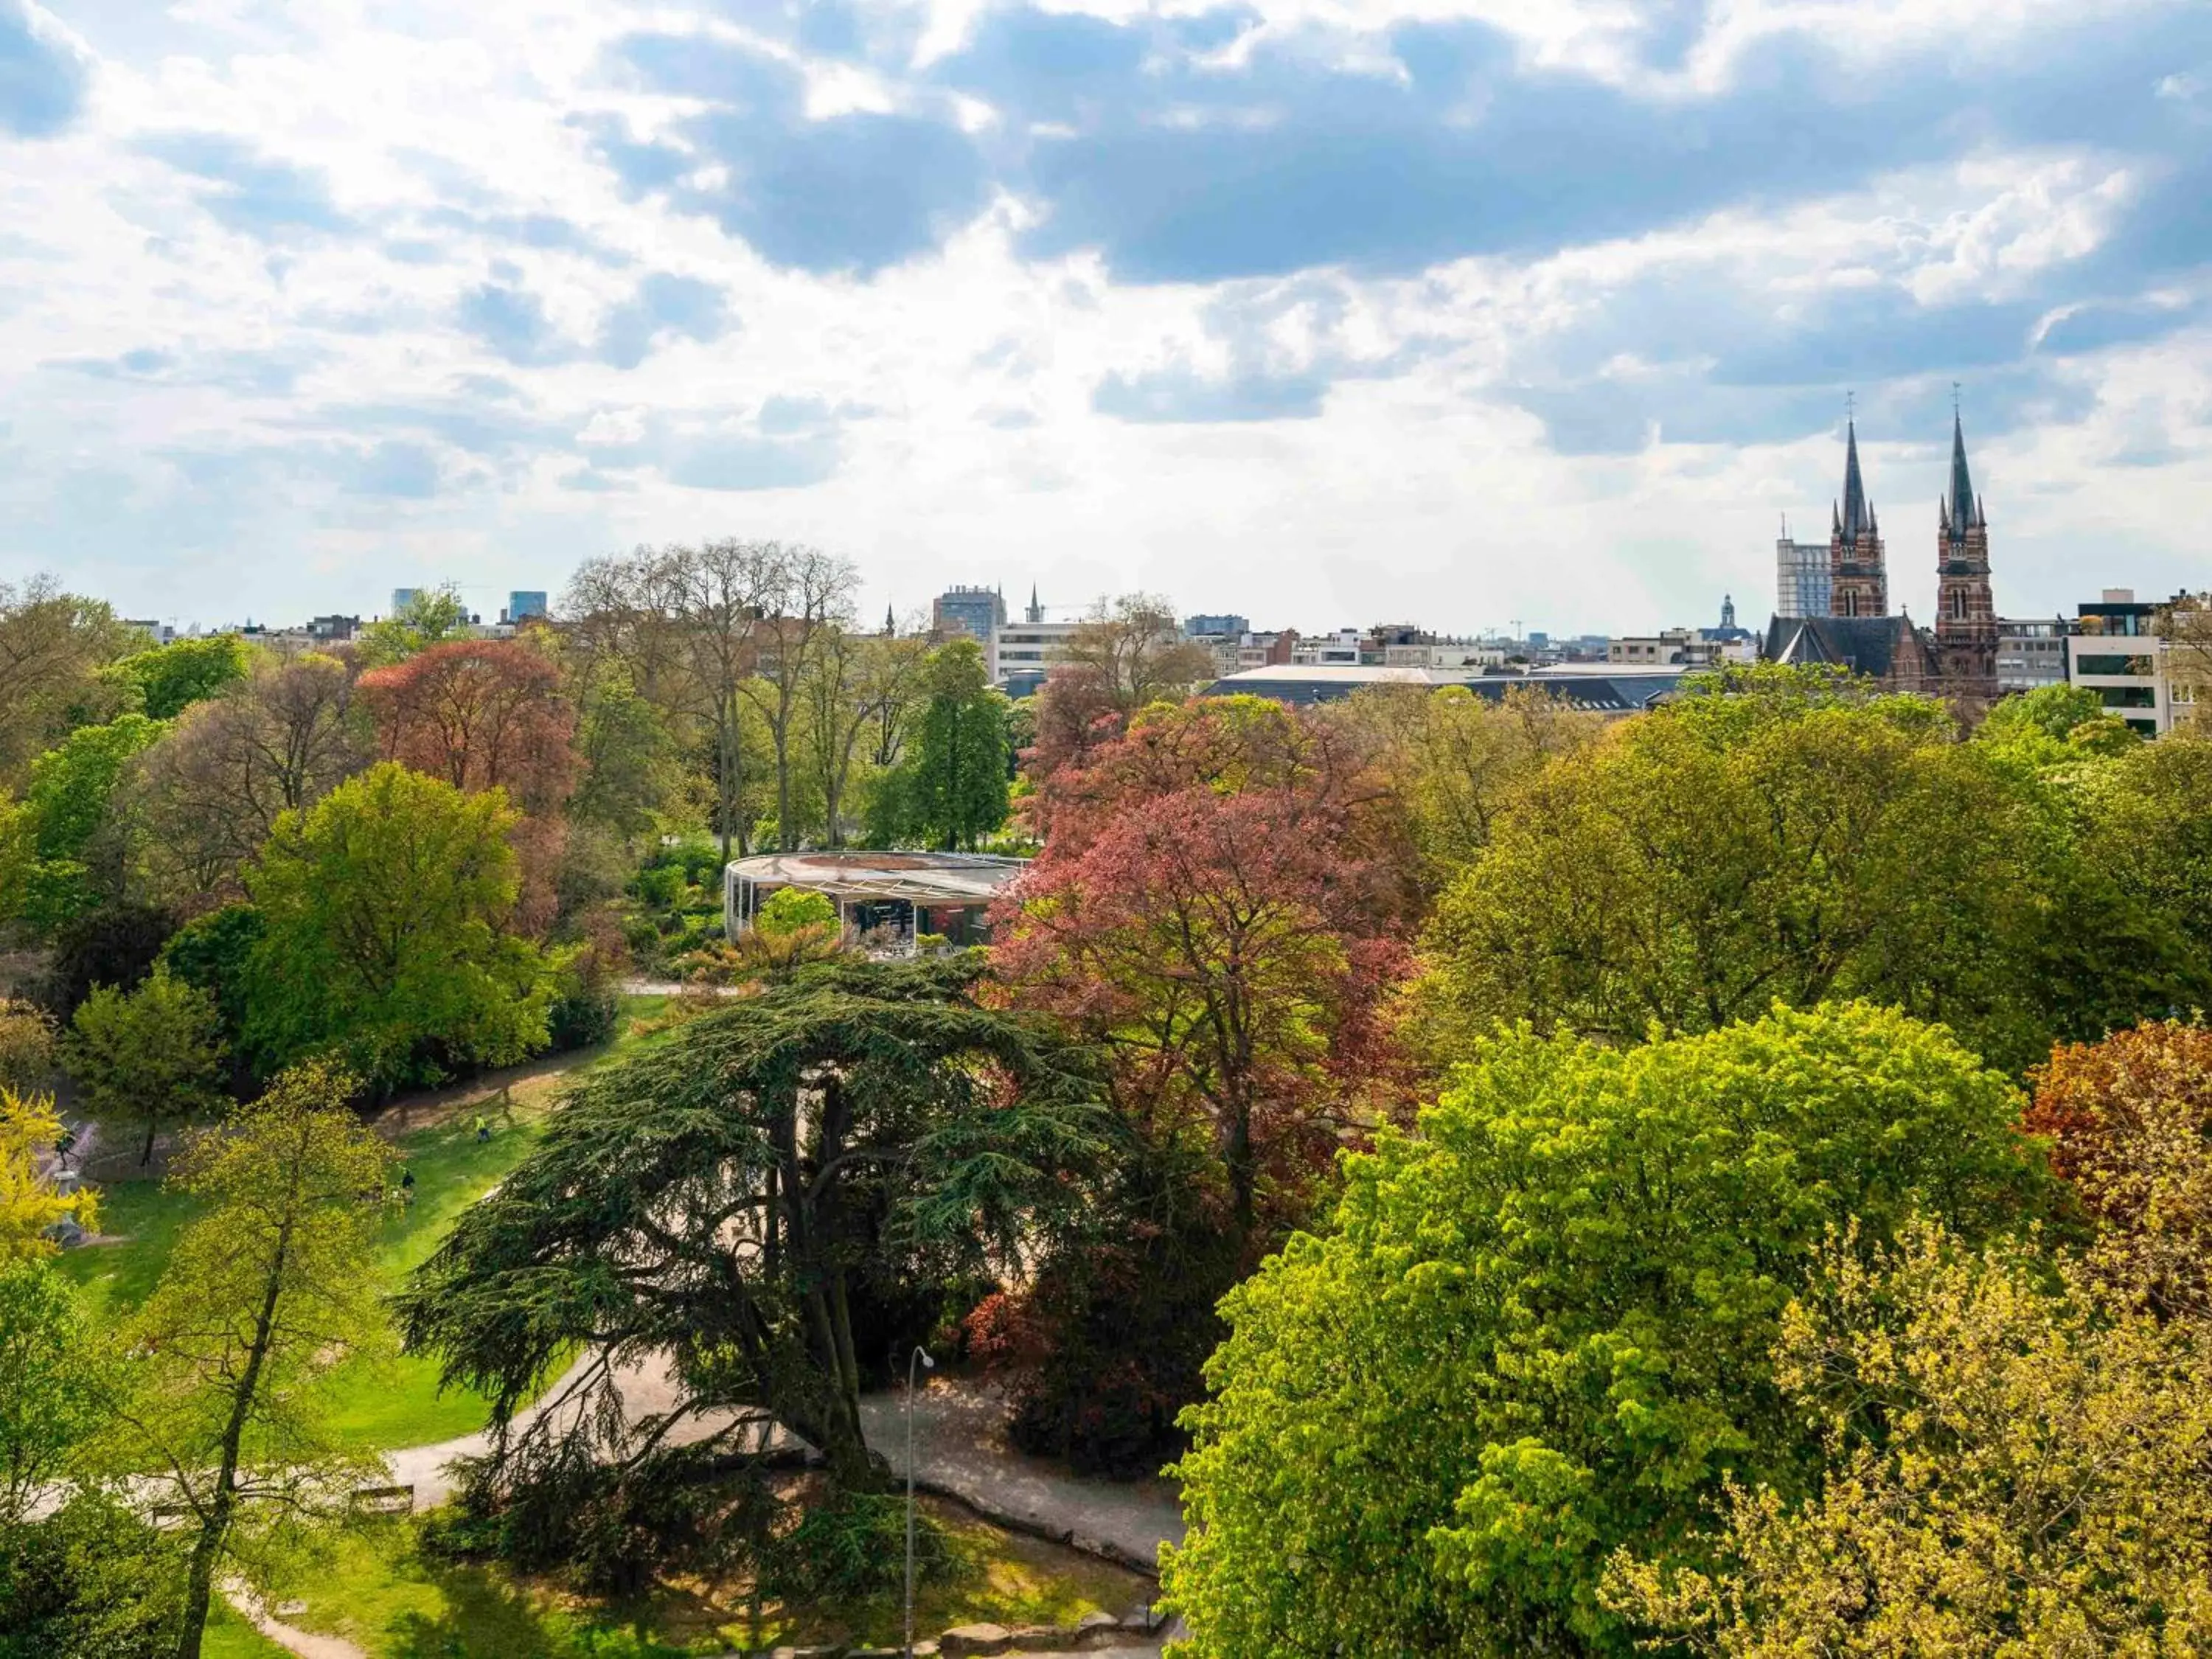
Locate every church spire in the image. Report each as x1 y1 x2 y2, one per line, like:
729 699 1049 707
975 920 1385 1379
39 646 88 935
1947 409 1978 538
1840 417 1869 542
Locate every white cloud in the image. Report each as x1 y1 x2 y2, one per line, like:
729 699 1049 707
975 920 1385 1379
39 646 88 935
0 0 2205 636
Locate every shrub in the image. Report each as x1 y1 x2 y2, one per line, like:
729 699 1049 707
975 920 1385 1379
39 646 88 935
0 1495 185 1659
755 886 838 937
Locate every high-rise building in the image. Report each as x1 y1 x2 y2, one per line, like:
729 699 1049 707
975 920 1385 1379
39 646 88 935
1932 413 1997 704
508 591 549 623
1828 420 1886 619
391 588 420 613
1775 538 1832 619
933 585 1006 648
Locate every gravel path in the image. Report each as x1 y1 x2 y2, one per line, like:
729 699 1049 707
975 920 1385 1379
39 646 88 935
858 1377 1185 1575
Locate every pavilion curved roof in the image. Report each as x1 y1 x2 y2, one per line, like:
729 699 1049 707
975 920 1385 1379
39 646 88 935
726 850 1029 906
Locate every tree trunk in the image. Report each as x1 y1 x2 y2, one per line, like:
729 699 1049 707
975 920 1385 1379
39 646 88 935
142 1114 159 1166
177 1211 294 1659
1225 1100 1257 1246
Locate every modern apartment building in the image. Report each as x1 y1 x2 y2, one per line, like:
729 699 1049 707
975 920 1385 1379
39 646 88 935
992 618 1082 693
2069 589 2171 737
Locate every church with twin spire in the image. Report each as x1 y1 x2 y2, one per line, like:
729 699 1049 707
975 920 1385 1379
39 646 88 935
1763 408 1998 709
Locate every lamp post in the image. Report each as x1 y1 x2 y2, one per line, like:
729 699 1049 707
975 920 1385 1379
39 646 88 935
905 1344 935 1659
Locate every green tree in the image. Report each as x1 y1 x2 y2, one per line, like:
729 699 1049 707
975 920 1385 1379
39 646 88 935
157 905 267 1086
801 626 930 849
0 999 55 1094
568 658 684 839
0 1494 187 1659
104 1065 392 1659
0 795 32 927
243 763 557 1091
61 967 229 1165
399 960 1110 1522
1335 681 1599 883
1605 1220 2212 1655
1415 667 2084 1075
0 1259 109 1526
1158 1004 2055 1658
883 639 1009 849
96 636 251 720
354 585 470 669
1975 681 2138 767
2076 732 2212 968
0 575 141 785
21 714 166 928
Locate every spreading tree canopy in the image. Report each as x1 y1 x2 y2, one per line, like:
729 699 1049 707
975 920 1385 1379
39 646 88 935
399 958 1113 1515
243 762 557 1091
1605 1219 2212 1655
1158 1003 2056 1658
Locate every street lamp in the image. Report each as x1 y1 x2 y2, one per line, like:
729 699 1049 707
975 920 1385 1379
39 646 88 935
905 1344 935 1659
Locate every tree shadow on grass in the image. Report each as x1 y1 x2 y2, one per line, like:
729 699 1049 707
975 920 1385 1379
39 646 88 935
384 1562 693 1659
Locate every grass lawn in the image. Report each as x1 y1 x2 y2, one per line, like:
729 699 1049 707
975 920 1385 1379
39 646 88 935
54 1009 668 1453
276 1498 1150 1658
203 1603 295 1658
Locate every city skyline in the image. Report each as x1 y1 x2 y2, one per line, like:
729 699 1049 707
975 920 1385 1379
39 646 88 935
2 1 2208 631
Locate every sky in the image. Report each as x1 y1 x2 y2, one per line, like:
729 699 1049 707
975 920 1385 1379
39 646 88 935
1 0 2208 639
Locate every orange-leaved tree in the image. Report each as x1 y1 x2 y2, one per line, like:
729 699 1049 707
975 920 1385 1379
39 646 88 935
2025 1018 2212 1317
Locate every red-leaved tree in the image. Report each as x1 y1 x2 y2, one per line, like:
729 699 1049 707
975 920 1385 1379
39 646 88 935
357 640 577 931
998 695 1415 1239
356 639 574 811
982 693 1419 1469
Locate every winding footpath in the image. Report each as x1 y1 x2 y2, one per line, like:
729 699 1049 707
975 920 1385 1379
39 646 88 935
229 1371 1181 1658
66 1047 1183 1655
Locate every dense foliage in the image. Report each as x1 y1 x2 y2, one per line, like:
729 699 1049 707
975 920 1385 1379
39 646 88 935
1158 1004 2054 1656
1416 667 2212 1074
1606 1219 2212 1655
243 762 557 1091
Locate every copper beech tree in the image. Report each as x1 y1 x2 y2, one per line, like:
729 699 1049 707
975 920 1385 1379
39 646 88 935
995 695 1414 1243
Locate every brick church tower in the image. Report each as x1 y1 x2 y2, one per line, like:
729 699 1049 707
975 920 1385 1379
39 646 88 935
1828 419 1887 618
1933 410 1997 703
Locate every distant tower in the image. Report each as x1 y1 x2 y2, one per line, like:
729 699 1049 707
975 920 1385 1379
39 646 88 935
1828 417 1887 619
1933 406 1997 703
882 603 895 637
1026 583 1043 625
1720 594 1736 630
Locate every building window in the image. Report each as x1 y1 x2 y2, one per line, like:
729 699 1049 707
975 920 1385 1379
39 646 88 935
1948 589 1966 620
2076 655 2155 678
